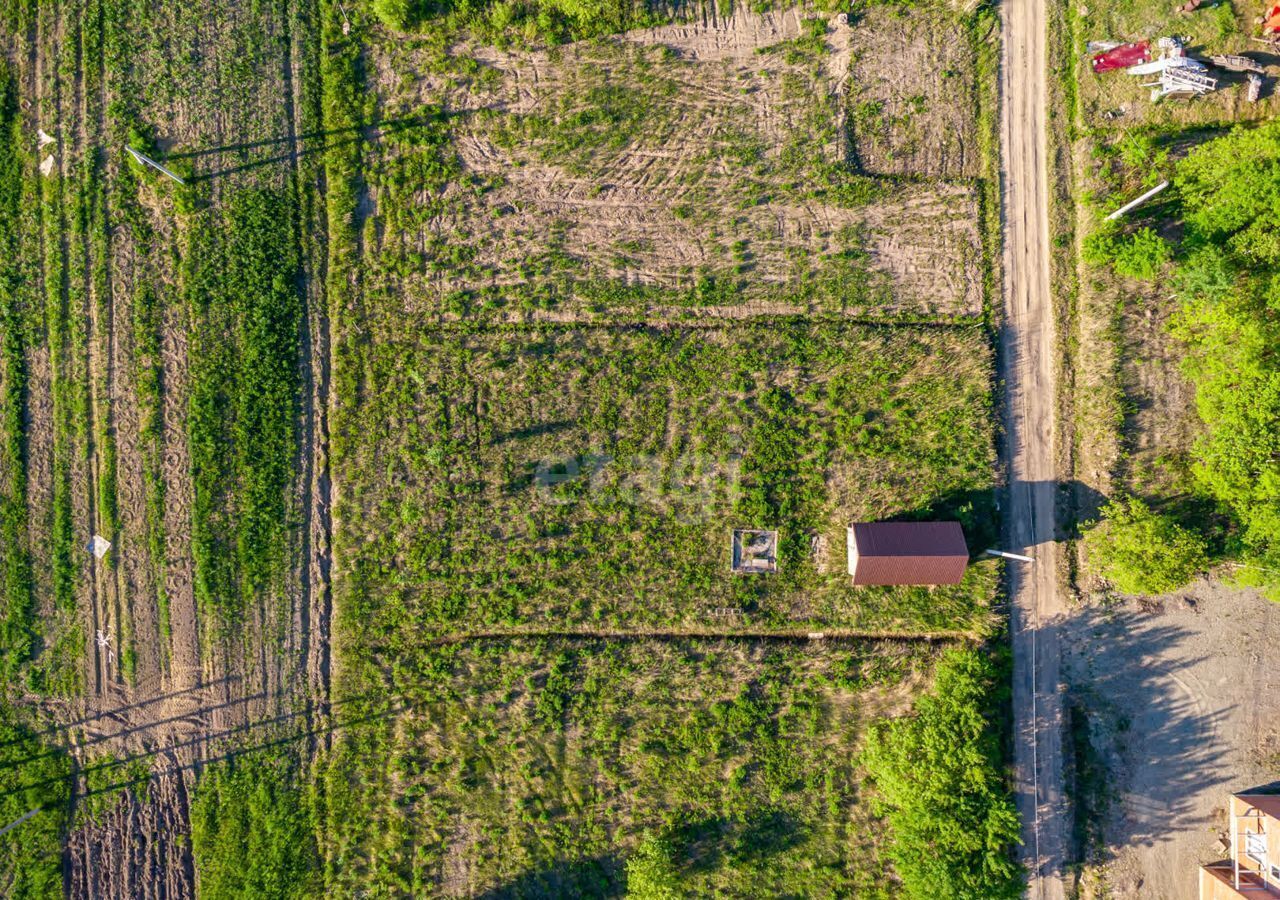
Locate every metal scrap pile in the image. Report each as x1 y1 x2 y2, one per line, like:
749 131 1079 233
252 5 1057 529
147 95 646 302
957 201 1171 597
1091 30 1275 103
1133 37 1218 99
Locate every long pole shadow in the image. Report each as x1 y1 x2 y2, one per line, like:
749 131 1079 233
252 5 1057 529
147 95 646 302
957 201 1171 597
164 115 432 161
187 136 359 181
0 676 241 752
0 703 403 837
0 691 273 776
0 693 402 803
72 702 406 804
167 110 481 181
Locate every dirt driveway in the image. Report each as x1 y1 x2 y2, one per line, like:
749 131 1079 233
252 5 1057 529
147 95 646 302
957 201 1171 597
997 0 1069 892
1063 580 1280 899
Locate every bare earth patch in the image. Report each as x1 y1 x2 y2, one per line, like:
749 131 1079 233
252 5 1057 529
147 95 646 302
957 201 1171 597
367 8 982 319
847 3 980 179
1062 582 1280 900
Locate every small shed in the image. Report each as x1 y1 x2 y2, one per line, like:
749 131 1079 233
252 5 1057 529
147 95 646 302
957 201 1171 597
846 522 968 585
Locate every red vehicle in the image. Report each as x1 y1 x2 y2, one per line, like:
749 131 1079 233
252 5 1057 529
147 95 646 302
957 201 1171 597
1092 42 1152 72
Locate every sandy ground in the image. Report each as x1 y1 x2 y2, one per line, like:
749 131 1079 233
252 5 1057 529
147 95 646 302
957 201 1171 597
847 3 980 179
998 0 1070 896
373 10 984 320
1063 581 1280 899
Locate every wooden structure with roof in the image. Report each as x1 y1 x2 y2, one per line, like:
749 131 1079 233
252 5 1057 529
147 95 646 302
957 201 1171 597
1201 793 1280 898
845 521 968 586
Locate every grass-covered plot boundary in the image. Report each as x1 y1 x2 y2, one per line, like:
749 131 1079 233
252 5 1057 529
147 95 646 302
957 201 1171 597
337 322 999 646
322 638 932 897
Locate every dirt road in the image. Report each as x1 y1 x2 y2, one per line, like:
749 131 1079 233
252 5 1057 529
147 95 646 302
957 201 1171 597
998 0 1069 896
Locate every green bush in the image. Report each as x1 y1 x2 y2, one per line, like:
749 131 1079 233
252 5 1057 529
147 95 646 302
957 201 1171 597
372 0 421 31
1177 118 1280 265
1084 496 1208 595
626 832 681 899
1083 223 1169 281
1172 122 1280 577
861 648 1023 900
1081 226 1118 270
1112 227 1170 281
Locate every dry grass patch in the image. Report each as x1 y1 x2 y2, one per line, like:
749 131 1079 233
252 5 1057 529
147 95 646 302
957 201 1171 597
362 7 983 320
847 2 981 179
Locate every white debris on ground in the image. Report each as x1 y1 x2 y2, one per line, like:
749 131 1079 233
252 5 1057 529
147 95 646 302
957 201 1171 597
89 534 111 559
1088 34 1272 102
37 128 54 147
1129 37 1218 100
38 154 54 177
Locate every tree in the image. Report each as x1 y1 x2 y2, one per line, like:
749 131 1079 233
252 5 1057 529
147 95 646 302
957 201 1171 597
372 0 421 31
626 832 682 900
1170 125 1280 586
1176 118 1280 265
1112 227 1170 281
1084 496 1208 595
861 649 1023 900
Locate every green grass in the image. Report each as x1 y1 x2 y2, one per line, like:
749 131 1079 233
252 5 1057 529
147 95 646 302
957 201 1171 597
336 322 999 647
321 638 936 898
0 62 36 679
375 0 696 45
187 186 303 617
0 4 1017 898
191 749 322 900
0 701 72 900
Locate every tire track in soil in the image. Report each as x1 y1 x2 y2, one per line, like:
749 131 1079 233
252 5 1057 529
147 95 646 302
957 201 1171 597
90 0 165 695
108 237 160 687
68 770 195 900
1000 0 1067 891
286 0 335 738
73 0 115 701
22 0 57 636
90 0 163 710
159 299 201 692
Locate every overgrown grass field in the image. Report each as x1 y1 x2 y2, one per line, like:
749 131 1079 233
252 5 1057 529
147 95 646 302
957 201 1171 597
337 322 999 643
322 638 933 898
0 0 1021 896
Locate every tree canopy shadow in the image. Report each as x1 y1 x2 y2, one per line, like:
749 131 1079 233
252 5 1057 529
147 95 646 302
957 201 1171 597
474 854 622 899
1059 603 1233 867
899 479 1108 556
472 808 806 898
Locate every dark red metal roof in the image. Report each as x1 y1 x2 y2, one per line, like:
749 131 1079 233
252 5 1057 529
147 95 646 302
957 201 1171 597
848 522 969 586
